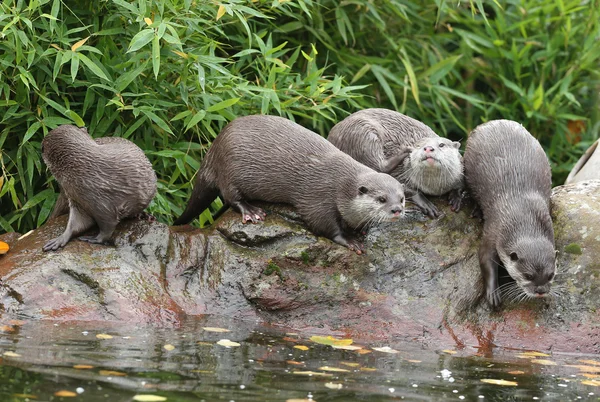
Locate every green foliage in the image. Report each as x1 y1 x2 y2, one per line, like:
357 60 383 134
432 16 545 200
0 0 599 233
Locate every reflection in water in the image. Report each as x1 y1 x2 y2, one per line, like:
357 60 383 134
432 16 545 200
0 316 597 401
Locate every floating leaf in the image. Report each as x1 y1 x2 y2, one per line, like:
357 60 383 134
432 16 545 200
96 333 113 339
360 367 377 372
580 359 600 366
566 365 600 373
582 373 600 379
292 371 332 377
357 349 372 355
283 337 299 342
163 344 175 351
331 345 362 351
325 382 343 389
309 336 353 347
12 394 37 399
442 350 457 354
294 345 309 351
216 339 240 348
518 351 550 357
3 351 21 357
54 390 77 397
133 395 167 402
286 360 304 366
508 370 525 375
73 365 94 369
319 366 350 373
99 370 127 376
407 360 422 363
197 342 212 346
373 346 399 354
203 327 230 333
582 380 600 386
531 359 557 366
0 241 9 255
480 379 518 386
341 362 360 367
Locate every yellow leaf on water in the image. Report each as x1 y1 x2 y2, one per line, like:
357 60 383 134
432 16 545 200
318 366 350 373
292 370 332 377
325 382 343 389
133 395 167 402
143 17 153 26
360 367 377 372
373 346 399 354
518 351 550 358
216 5 226 20
294 345 309 351
508 370 525 375
331 344 362 351
216 339 240 348
203 327 230 333
407 359 422 363
71 36 90 52
580 359 600 366
356 349 372 355
3 351 21 357
286 360 305 366
442 349 457 354
566 365 600 373
163 344 175 351
197 341 212 346
11 394 37 399
99 370 127 376
480 379 518 386
582 380 600 386
54 390 77 397
96 333 113 339
310 336 353 347
531 359 557 366
582 373 600 379
73 364 94 369
341 362 360 367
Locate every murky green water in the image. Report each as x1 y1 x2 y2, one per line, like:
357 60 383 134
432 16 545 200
0 317 598 401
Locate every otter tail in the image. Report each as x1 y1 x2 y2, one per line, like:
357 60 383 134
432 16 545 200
173 172 219 225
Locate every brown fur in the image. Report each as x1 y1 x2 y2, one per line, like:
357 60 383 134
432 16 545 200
464 120 556 308
173 115 406 253
42 125 157 251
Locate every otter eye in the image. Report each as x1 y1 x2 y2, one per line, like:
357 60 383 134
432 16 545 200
524 273 534 281
547 272 555 281
510 252 519 261
439 143 445 148
378 196 387 203
359 186 369 195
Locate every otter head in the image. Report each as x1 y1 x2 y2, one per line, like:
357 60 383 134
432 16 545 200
42 125 94 173
402 137 463 196
340 172 405 230
498 237 556 299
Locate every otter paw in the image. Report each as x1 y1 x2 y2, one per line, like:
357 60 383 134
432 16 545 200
347 240 365 255
470 205 484 220
486 288 502 309
78 235 110 245
135 211 156 222
42 237 67 252
448 190 463 212
240 206 266 224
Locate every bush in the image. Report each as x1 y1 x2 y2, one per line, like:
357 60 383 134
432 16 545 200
0 0 598 234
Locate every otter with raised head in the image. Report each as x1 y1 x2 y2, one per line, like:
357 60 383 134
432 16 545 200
173 115 406 253
464 120 556 308
42 125 157 251
327 108 463 218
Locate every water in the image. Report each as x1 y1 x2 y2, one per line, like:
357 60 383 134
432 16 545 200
0 317 598 401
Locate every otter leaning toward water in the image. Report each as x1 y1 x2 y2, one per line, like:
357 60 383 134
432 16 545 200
42 125 157 251
327 108 463 218
464 120 556 308
173 115 406 254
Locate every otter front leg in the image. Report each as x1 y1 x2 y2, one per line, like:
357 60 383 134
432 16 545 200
381 147 413 174
406 188 439 218
43 204 95 251
232 200 266 224
448 189 464 212
479 238 501 309
79 217 117 245
332 233 364 255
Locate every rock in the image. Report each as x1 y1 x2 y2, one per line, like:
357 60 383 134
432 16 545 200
1 182 600 353
565 139 600 184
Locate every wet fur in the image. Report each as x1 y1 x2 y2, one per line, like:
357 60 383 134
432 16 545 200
42 126 157 251
174 115 405 252
464 120 556 308
327 108 463 217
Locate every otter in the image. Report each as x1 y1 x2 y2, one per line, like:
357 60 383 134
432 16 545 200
173 115 406 253
42 125 157 251
327 108 464 218
463 120 556 308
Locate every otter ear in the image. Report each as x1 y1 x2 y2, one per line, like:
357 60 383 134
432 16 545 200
452 141 461 149
358 186 369 195
510 252 519 261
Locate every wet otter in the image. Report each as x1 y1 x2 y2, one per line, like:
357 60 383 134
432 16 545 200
327 108 463 218
464 120 556 308
42 125 157 251
173 115 406 253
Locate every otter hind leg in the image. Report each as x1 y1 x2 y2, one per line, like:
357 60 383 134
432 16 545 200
43 204 95 251
479 237 501 309
448 189 464 212
406 188 439 218
79 217 118 245
232 201 266 224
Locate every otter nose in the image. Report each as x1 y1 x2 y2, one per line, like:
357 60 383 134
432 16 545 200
391 207 403 215
534 287 547 297
424 146 435 153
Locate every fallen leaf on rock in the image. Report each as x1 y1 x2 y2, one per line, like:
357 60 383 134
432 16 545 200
8 320 26 326
99 370 127 376
0 241 9 254
325 382 343 389
331 344 362 351
373 346 399 354
17 230 34 240
582 380 600 386
286 360 305 366
163 344 175 351
580 359 600 366
132 395 167 402
203 327 230 333
442 350 457 355
341 362 360 367
292 371 332 377
0 325 14 332
531 359 557 366
319 366 350 373
518 351 550 358
508 370 525 375
216 339 240 348
480 379 518 386
294 345 309 351
310 336 353 347
96 334 113 340
286 332 299 336
54 390 77 397
566 365 600 373
73 364 94 369
3 351 21 357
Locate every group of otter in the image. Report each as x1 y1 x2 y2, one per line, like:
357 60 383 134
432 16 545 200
41 109 556 309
